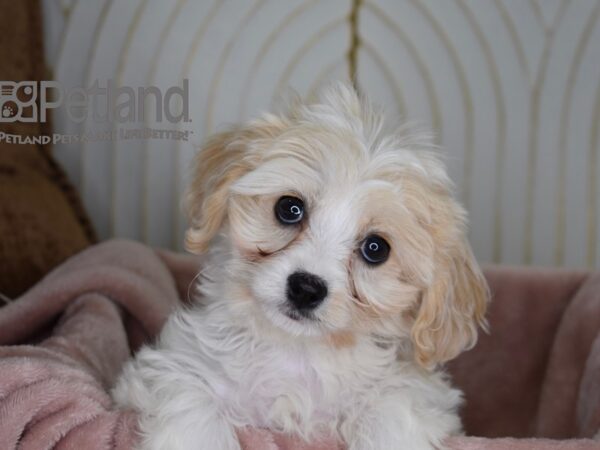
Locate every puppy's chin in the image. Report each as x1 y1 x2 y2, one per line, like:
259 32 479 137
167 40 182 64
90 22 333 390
259 302 326 338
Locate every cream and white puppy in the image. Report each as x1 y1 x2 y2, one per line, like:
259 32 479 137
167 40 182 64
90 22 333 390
112 83 489 450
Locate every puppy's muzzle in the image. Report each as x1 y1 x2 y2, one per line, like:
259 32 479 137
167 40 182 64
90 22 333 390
286 271 328 312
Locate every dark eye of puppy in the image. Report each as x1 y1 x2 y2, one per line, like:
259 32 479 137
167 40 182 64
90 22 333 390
360 235 390 265
275 196 304 225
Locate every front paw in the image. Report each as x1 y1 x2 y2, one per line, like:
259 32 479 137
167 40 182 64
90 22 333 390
137 414 242 450
346 435 436 450
343 419 441 450
139 431 242 450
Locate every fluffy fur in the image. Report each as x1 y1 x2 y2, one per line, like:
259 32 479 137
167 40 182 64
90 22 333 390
112 83 489 450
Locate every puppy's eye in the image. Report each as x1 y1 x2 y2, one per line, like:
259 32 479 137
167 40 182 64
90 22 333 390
275 196 304 225
360 235 390 265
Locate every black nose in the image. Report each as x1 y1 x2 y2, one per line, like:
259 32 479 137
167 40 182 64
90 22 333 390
286 271 328 311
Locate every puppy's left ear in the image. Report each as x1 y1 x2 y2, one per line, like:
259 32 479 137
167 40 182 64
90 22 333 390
184 130 252 254
411 238 489 369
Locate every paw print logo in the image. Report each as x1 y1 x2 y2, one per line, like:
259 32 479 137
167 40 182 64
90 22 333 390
0 100 19 122
0 81 38 122
2 105 15 118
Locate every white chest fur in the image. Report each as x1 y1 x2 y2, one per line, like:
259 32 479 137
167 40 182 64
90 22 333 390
155 303 398 437
114 302 462 450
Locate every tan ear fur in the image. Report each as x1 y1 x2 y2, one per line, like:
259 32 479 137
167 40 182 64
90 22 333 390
411 241 489 369
184 119 286 254
184 131 244 253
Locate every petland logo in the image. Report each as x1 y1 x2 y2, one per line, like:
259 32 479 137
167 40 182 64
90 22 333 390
0 79 190 124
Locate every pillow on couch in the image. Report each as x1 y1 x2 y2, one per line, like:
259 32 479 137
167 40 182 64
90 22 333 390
0 0 95 299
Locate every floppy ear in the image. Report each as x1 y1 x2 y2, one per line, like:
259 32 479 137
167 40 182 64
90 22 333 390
184 118 286 254
184 130 252 254
411 239 489 369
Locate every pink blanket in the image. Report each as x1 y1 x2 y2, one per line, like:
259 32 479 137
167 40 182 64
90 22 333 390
0 240 598 449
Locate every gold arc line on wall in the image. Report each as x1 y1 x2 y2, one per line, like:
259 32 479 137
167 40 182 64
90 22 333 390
361 41 407 118
348 0 363 89
79 0 114 219
54 0 70 19
271 18 347 109
53 0 101 188
492 0 530 82
531 0 568 34
170 0 222 248
53 0 81 74
49 0 81 195
238 0 319 122
555 0 600 266
110 0 149 239
365 1 442 142
406 0 475 221
523 0 569 265
490 0 535 261
57 0 76 14
141 4 188 244
455 0 507 263
589 77 600 267
179 0 266 250
530 0 548 33
177 1 267 247
142 0 188 244
203 0 267 136
147 0 190 93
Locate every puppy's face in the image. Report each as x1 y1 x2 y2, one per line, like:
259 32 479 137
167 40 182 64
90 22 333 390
186 85 488 368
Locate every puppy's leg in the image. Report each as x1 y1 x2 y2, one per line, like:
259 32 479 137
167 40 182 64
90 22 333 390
112 349 241 450
339 389 461 450
137 401 240 450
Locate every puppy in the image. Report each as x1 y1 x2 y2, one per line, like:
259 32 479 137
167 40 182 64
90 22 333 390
112 83 489 450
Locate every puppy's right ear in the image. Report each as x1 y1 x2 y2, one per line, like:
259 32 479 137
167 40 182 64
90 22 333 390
185 116 288 254
184 130 252 254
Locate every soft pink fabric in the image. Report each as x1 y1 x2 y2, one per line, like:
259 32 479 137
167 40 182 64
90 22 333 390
0 240 598 449
448 266 600 443
446 436 600 449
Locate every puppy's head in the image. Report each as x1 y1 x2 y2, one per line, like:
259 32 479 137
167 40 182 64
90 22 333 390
185 84 488 368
